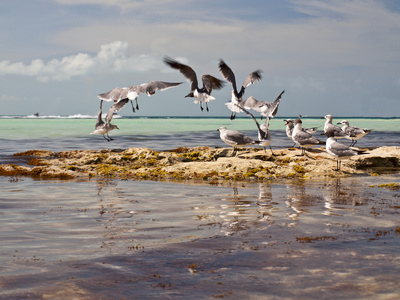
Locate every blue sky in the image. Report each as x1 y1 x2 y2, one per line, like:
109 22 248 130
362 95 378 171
0 0 399 117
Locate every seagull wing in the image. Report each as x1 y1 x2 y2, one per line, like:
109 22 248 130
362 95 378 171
218 59 239 95
141 81 184 95
95 100 105 129
261 90 285 118
164 56 198 92
201 75 225 94
243 96 259 109
235 104 266 139
98 87 124 102
224 130 253 146
241 70 262 91
105 98 129 124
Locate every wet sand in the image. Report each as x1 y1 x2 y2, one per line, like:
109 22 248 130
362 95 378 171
0 175 399 299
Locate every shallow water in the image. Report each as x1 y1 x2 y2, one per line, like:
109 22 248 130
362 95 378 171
1 175 399 299
0 117 399 158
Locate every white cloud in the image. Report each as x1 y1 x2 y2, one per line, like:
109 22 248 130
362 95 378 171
0 41 159 82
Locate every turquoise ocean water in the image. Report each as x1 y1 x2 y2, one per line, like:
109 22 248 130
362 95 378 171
0 115 399 157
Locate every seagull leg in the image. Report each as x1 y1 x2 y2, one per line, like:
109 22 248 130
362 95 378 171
130 100 136 113
103 135 110 142
200 103 204 111
106 134 114 141
206 103 209 112
230 112 236 120
232 147 237 157
135 99 139 110
269 146 276 156
352 140 357 147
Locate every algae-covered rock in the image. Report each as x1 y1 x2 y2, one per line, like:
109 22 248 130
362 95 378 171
1 146 399 180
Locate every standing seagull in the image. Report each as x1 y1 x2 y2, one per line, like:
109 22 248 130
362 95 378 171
337 120 372 147
325 131 368 170
292 118 325 156
236 104 274 155
218 126 259 156
284 118 318 147
243 90 285 119
90 99 129 141
164 56 225 111
98 81 183 113
323 114 348 139
218 59 262 120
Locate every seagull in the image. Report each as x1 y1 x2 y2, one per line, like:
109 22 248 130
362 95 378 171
284 118 318 147
164 56 225 111
235 104 274 155
292 118 325 156
337 120 372 147
323 114 348 139
325 131 368 171
90 99 128 141
243 90 285 120
98 81 183 113
218 126 259 156
218 59 262 120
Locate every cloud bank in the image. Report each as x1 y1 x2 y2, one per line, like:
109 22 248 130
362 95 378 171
0 41 158 82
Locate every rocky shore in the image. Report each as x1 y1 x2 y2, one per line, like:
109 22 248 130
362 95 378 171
0 146 399 181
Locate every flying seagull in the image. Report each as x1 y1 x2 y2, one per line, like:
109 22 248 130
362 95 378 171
325 131 368 170
235 104 274 155
243 90 285 120
98 81 183 113
218 59 262 120
292 118 325 156
164 56 225 111
337 120 372 147
218 126 259 156
90 99 129 141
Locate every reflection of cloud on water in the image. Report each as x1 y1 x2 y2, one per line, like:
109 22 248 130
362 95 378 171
323 179 365 216
217 184 275 236
285 180 322 225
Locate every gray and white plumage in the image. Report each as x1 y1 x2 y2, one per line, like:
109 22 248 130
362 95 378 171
285 118 318 146
236 104 274 155
164 56 225 111
337 120 372 147
218 59 262 120
218 126 259 156
243 90 285 119
292 118 325 156
90 99 128 141
325 131 368 170
323 114 348 139
98 81 183 112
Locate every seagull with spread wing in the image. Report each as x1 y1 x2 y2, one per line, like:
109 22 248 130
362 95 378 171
98 81 183 113
243 90 285 119
164 56 225 111
90 99 128 141
236 104 274 155
218 59 262 120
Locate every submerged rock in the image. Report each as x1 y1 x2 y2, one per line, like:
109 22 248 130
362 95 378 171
1 146 399 181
